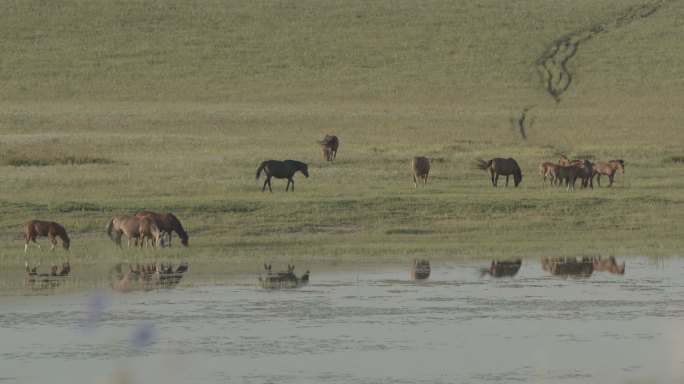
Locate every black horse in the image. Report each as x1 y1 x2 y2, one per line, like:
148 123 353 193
255 160 309 192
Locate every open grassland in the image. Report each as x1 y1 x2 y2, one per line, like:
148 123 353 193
1 0 683 271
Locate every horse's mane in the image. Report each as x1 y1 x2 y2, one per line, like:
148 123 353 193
168 213 189 240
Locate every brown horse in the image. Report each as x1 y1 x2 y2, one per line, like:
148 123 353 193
473 157 523 187
24 220 70 253
318 134 339 163
548 162 584 190
135 211 189 246
106 215 162 249
256 159 309 192
539 154 570 186
594 160 624 187
411 259 431 280
410 156 430 188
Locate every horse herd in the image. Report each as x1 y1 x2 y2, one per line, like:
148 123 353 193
19 134 626 254
257 134 624 192
23 210 189 254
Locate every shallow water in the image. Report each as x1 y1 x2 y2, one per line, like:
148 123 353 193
1 257 684 383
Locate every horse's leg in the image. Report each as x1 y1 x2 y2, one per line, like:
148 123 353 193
608 174 614 187
490 170 496 187
505 175 510 187
288 178 294 191
48 233 57 251
596 174 602 187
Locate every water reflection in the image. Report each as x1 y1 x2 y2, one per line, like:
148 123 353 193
110 262 188 292
410 259 431 280
24 261 71 288
259 263 310 289
1 256 682 384
480 259 522 278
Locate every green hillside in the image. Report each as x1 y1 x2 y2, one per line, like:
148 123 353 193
1 0 683 266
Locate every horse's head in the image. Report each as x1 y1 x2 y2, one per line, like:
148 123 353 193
558 154 570 165
514 171 523 187
301 163 309 178
63 237 70 251
614 160 625 173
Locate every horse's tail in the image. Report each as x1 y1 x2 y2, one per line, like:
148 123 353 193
106 216 116 241
472 157 492 170
255 161 268 180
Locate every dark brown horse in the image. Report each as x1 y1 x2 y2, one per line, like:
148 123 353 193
135 211 189 246
106 215 162 249
474 157 523 187
548 162 583 190
594 160 624 187
410 156 430 188
318 134 339 163
24 220 70 253
256 160 309 192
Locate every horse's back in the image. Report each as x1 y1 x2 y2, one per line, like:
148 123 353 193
491 158 519 174
410 156 430 175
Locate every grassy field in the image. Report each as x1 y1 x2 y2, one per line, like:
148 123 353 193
1 0 683 271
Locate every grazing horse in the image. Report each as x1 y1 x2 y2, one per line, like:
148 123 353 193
541 258 593 277
410 156 430 188
318 134 339 163
24 220 70 252
106 215 162 249
135 211 189 246
594 160 625 187
568 159 594 189
255 159 309 192
473 157 523 187
411 259 431 280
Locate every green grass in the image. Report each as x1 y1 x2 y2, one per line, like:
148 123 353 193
1 0 683 274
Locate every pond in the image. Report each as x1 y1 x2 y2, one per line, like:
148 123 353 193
1 256 683 383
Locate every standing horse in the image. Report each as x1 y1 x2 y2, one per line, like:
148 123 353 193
318 134 339 163
24 220 70 252
473 157 523 187
135 211 189 246
255 159 309 192
410 156 430 188
594 159 624 187
106 215 162 249
548 162 583 190
539 154 570 186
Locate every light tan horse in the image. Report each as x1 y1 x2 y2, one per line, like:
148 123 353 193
474 157 523 187
594 159 624 187
410 156 430 188
24 220 70 252
318 134 339 163
106 215 162 249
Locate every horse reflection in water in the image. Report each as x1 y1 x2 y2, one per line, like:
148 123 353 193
590 256 625 274
25 261 71 287
411 259 431 280
541 258 594 278
110 262 188 292
259 263 310 289
481 259 522 278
